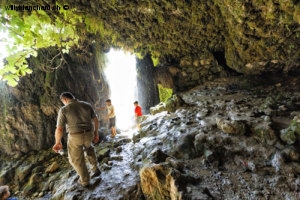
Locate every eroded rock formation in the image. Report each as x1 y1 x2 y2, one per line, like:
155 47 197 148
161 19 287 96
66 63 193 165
0 47 109 157
135 74 300 199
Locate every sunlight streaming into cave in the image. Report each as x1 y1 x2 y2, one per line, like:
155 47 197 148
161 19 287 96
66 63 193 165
0 31 8 69
0 31 9 85
104 48 137 131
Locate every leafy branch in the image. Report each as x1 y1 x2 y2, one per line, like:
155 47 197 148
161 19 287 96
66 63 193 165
0 6 82 86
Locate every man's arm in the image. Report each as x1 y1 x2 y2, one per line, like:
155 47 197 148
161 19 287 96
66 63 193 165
52 126 64 153
95 106 106 111
93 117 99 143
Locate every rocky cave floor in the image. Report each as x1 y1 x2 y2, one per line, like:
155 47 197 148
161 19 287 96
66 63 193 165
1 74 300 200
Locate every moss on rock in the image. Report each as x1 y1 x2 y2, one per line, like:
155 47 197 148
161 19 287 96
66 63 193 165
280 116 300 145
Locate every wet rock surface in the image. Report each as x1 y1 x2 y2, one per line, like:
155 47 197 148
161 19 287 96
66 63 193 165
0 134 142 200
1 74 300 199
135 74 300 199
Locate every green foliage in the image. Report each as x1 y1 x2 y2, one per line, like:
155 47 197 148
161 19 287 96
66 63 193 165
0 50 34 87
280 119 300 145
157 84 173 102
151 56 160 67
135 52 145 59
84 14 103 35
0 5 81 86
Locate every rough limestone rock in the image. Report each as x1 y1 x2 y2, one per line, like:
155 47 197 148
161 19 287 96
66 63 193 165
216 118 246 135
45 162 59 173
150 94 185 115
280 116 300 144
133 75 300 199
140 163 182 200
149 102 167 115
252 123 278 146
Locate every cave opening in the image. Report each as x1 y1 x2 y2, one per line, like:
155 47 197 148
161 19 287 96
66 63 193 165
212 51 239 74
104 48 138 132
212 51 228 69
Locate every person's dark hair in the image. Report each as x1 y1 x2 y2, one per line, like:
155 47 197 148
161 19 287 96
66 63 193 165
60 92 75 100
0 185 9 199
105 99 111 103
134 101 138 104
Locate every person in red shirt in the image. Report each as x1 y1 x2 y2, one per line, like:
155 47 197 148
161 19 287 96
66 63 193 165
134 101 143 130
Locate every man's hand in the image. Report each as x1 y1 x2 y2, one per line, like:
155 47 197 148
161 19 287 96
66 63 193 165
93 134 99 143
96 106 105 111
52 142 62 153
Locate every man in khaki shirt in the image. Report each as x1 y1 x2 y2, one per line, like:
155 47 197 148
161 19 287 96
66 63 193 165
52 92 100 187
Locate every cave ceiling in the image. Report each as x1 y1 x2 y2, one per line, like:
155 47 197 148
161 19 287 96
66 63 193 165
3 0 300 74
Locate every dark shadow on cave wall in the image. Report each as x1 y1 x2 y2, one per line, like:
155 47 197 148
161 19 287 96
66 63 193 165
212 51 242 75
136 54 160 114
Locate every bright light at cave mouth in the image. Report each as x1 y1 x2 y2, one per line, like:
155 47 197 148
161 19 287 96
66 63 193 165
104 48 137 132
0 31 8 69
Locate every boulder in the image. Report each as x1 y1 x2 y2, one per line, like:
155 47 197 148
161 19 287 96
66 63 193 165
150 94 185 115
280 116 300 145
45 162 59 173
139 164 182 200
216 118 246 135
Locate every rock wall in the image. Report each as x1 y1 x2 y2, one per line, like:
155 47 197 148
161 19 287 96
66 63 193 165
0 47 109 157
147 51 231 96
169 51 231 92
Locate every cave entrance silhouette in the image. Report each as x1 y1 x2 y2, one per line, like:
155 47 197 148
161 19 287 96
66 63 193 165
104 48 138 133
